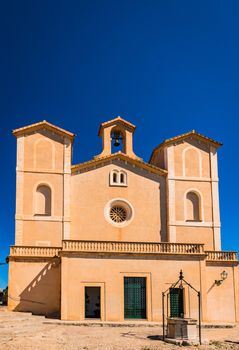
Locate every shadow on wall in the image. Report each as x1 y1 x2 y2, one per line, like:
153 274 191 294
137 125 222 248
11 258 61 318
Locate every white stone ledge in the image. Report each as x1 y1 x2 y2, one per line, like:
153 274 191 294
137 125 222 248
169 221 221 228
15 215 64 222
168 176 219 182
16 168 69 175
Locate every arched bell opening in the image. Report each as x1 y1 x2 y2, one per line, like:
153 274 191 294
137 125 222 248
111 127 126 154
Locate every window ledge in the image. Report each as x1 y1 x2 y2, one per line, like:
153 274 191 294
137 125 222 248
186 220 202 222
34 214 51 217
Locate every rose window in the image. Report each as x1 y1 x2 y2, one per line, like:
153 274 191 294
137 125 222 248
104 199 134 227
110 206 127 223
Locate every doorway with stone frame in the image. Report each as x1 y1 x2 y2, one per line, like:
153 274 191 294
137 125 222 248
85 286 101 319
124 277 146 319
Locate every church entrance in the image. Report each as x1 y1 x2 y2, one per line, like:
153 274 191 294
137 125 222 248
85 287 101 319
124 277 146 319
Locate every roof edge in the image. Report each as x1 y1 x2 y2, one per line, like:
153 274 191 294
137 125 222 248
98 116 136 136
12 120 75 140
149 130 223 163
72 152 167 177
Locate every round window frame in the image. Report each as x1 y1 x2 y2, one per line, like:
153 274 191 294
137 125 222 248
104 198 134 227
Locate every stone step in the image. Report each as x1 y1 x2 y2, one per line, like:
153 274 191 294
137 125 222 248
43 320 237 328
201 323 236 329
1 309 236 329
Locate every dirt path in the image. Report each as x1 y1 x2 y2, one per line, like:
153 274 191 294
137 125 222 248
0 308 238 350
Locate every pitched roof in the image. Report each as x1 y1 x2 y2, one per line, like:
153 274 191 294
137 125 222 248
149 130 222 163
98 116 136 136
72 152 167 176
12 120 75 140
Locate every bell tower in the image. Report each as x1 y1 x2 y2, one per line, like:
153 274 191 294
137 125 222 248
96 116 139 159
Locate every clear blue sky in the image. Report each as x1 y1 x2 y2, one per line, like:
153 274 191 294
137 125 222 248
0 0 239 288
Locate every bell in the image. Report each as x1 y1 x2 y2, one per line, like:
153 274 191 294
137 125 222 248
114 138 121 147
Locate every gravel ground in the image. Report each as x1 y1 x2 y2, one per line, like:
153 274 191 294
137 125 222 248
0 308 238 350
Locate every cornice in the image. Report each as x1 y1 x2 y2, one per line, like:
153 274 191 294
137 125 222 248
71 152 167 176
12 120 75 141
149 130 222 163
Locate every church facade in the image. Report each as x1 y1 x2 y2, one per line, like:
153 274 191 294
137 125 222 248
8 117 239 322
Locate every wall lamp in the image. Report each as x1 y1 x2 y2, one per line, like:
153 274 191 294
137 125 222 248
215 270 228 286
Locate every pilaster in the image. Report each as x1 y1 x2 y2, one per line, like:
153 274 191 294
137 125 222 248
61 256 68 320
210 146 221 250
232 265 239 322
63 137 72 240
15 136 24 245
199 259 207 321
167 146 176 242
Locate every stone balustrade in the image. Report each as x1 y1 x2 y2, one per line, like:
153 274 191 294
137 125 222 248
9 243 238 262
10 246 61 257
205 250 238 261
62 240 205 255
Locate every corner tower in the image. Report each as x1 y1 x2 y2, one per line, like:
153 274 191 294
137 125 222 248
13 120 75 246
150 130 222 250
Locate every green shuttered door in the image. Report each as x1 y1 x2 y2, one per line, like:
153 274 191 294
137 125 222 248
170 287 184 318
124 277 146 319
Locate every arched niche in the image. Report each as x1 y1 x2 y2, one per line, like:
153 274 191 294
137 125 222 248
35 185 52 216
185 191 201 221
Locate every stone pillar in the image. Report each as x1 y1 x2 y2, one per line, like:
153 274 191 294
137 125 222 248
98 127 112 157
